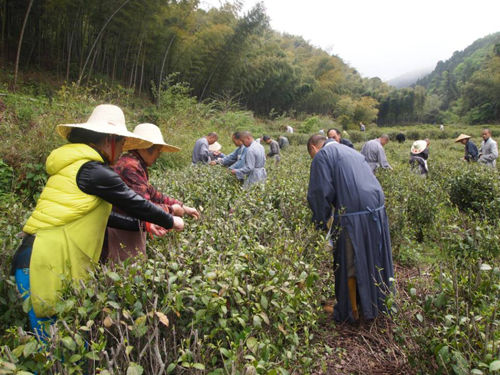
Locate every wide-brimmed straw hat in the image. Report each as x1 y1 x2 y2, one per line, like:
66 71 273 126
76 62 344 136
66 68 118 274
455 134 471 143
133 123 180 152
57 104 152 151
411 140 427 155
209 141 222 152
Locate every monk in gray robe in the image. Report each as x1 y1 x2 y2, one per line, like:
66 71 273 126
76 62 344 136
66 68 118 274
231 131 267 188
192 132 218 164
307 135 393 323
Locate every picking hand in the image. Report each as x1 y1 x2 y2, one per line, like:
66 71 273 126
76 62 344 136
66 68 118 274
183 205 200 219
149 223 168 237
170 204 185 217
172 216 185 231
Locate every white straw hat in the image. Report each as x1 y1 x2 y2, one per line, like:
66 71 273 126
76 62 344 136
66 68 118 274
133 123 180 152
411 140 427 155
454 134 471 143
57 104 152 151
208 141 222 152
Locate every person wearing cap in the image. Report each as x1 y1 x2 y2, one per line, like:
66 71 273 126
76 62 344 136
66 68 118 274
192 132 219 164
10 105 184 338
361 135 392 172
231 131 267 188
327 128 354 149
409 140 429 176
105 123 200 263
307 134 393 323
262 135 281 162
455 134 478 162
478 129 498 168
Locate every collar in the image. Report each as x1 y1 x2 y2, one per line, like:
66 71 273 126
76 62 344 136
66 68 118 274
129 150 149 174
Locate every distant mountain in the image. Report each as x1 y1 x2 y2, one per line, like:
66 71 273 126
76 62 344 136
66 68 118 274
417 32 500 89
387 67 434 88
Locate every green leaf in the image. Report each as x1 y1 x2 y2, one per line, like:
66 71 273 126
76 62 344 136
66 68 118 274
246 337 258 354
167 363 176 374
69 354 82 363
85 351 99 360
108 272 121 281
127 363 144 375
23 341 37 357
192 363 205 370
220 348 231 358
62 336 76 351
260 295 268 309
490 360 500 372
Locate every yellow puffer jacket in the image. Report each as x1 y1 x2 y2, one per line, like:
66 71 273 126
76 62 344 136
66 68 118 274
23 143 112 317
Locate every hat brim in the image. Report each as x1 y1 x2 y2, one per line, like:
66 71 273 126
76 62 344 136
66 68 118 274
57 122 153 151
454 136 471 143
158 143 181 153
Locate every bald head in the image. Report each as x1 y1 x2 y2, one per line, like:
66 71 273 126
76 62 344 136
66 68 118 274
482 128 491 141
379 134 390 146
307 134 327 158
240 131 254 147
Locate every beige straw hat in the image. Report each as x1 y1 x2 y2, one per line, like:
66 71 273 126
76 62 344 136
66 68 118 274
57 104 152 151
454 134 471 143
410 140 427 155
208 141 222 152
133 123 180 152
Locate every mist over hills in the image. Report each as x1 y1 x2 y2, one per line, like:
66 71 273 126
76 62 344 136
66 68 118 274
387 67 434 88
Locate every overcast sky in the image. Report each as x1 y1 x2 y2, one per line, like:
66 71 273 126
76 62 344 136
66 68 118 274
200 0 500 81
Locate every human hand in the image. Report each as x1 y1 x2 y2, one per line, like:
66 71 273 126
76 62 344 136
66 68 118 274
149 223 168 237
213 151 221 156
172 216 185 231
230 169 236 175
209 160 217 165
171 203 185 216
183 205 200 219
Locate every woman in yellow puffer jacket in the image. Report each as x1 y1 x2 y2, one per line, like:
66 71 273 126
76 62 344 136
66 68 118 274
11 104 185 339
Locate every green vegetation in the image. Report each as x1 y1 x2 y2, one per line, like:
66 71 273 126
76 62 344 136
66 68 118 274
0 84 499 373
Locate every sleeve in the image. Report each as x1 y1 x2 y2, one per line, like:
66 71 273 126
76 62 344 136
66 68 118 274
116 159 182 208
199 142 211 163
77 162 174 229
467 142 479 161
107 211 140 231
378 146 391 169
307 153 335 231
234 147 255 180
220 148 239 166
480 141 498 163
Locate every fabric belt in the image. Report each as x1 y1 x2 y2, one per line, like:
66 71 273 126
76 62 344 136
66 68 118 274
334 205 385 256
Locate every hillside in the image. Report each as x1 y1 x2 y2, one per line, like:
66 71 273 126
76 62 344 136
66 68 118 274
376 32 500 125
387 67 434 89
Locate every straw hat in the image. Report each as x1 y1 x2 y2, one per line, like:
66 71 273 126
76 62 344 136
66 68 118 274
133 123 180 152
209 141 222 152
455 134 471 143
411 140 427 155
57 104 152 151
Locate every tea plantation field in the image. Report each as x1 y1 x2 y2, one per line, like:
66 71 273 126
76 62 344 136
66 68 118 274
0 91 499 374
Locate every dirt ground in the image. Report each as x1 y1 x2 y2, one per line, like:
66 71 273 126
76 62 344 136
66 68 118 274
312 264 433 375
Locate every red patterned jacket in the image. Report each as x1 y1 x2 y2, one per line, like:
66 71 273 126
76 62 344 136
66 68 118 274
113 151 182 214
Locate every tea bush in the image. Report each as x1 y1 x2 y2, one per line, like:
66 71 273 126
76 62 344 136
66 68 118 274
0 88 499 374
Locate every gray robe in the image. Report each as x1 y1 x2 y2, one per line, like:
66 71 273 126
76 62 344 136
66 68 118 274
192 137 211 164
361 139 391 172
234 141 267 188
307 141 394 322
479 138 498 168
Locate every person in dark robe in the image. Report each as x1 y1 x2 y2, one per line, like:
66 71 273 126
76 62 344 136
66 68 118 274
327 128 354 149
306 134 394 323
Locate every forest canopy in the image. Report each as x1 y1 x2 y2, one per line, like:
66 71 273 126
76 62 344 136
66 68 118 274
1 0 498 125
